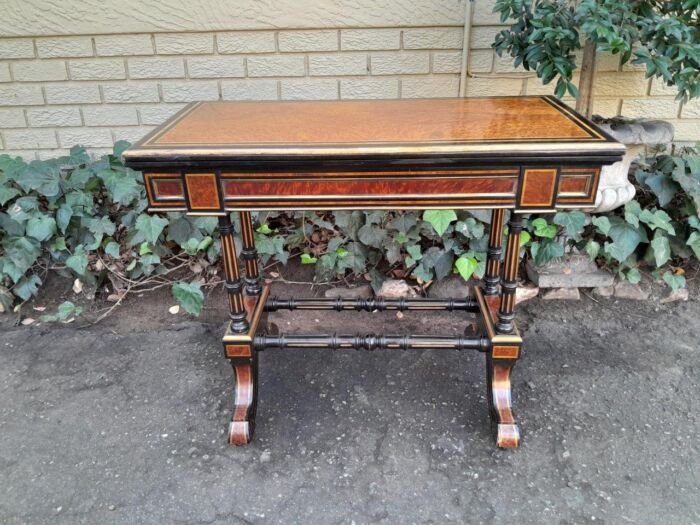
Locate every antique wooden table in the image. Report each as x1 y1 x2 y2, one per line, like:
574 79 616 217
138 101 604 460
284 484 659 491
123 96 624 448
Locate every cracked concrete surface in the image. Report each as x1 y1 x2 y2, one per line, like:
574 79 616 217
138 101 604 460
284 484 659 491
0 283 699 524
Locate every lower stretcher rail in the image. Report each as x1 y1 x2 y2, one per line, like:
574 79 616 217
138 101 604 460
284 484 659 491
264 296 479 313
254 333 490 352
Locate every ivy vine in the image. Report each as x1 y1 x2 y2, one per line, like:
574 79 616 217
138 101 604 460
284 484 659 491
0 142 698 318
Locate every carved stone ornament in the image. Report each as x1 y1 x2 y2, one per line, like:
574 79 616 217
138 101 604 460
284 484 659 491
594 120 674 213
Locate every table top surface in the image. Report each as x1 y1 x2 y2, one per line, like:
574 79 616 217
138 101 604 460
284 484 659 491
123 96 624 168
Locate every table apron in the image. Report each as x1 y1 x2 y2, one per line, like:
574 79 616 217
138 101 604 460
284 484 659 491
143 166 601 213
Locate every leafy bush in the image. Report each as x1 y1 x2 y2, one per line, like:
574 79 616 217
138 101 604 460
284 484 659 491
492 0 700 101
1 142 698 318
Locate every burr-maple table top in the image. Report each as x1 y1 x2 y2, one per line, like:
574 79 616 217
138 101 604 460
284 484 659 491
123 96 623 168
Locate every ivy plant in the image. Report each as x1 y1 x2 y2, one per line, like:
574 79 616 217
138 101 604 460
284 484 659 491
1 142 698 318
0 143 221 315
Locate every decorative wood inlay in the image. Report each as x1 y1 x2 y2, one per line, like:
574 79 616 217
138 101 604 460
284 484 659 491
558 175 590 195
519 168 558 208
556 167 600 205
225 344 252 358
492 345 520 359
144 173 186 208
185 173 220 210
152 178 184 199
141 97 601 148
223 174 517 202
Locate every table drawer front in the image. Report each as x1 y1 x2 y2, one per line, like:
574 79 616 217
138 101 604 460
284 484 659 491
556 167 600 206
144 173 187 209
222 169 518 209
143 166 601 212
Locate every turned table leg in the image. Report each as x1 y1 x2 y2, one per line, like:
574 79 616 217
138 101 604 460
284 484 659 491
219 215 257 445
483 208 505 296
483 211 523 448
239 211 262 296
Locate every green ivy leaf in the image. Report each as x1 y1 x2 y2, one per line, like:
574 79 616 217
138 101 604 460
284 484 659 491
650 231 671 267
357 224 387 249
3 236 41 274
455 255 478 281
662 271 686 290
686 231 700 258
0 185 20 206
645 173 679 207
388 213 418 233
531 239 565 265
132 214 168 245
626 268 642 284
585 240 601 260
56 204 73 234
65 191 93 214
113 140 131 157
257 223 272 235
172 281 204 315
0 213 23 236
66 249 89 276
639 209 676 235
553 211 586 239
412 264 433 282
519 230 531 247
13 274 41 301
83 216 116 237
300 253 317 264
16 161 60 197
422 210 457 236
591 216 611 235
197 236 212 253
167 216 202 246
98 169 141 205
531 218 558 238
606 218 644 262
46 301 83 322
421 246 454 281
455 218 485 239
26 215 57 242
406 244 422 261
65 168 94 190
51 236 67 252
624 201 642 227
104 241 120 258
140 253 160 266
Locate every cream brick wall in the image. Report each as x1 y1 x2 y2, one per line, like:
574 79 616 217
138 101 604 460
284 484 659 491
0 1 697 159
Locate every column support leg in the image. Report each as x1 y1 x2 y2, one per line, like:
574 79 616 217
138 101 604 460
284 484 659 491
482 208 505 296
496 213 523 334
218 215 249 334
219 214 257 445
486 212 523 448
239 211 262 296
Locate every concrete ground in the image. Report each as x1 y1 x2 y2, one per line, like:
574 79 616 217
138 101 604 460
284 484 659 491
0 274 699 524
